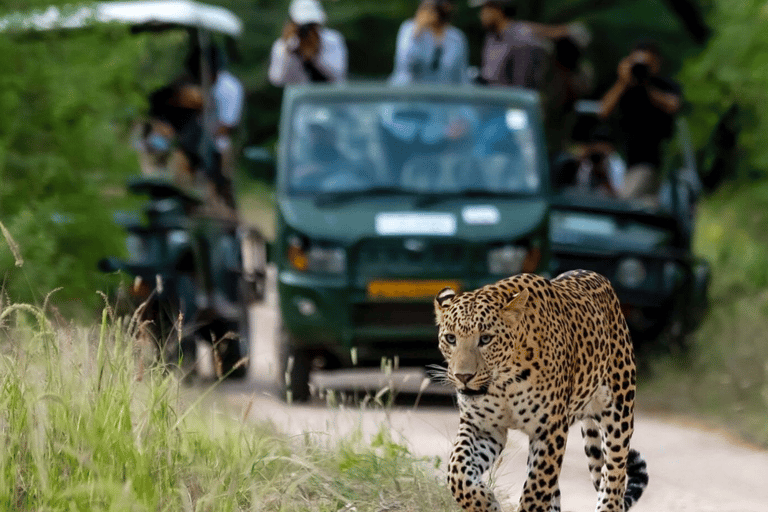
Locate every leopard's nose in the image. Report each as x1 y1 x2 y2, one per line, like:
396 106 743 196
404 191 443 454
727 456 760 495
455 373 475 385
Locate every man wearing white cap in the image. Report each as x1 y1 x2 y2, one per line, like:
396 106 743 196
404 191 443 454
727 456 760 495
268 0 348 85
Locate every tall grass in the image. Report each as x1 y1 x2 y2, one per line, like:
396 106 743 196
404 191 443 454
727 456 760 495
643 181 768 445
0 299 457 511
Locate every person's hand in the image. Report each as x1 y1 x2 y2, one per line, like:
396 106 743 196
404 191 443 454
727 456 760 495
566 22 591 48
297 27 321 61
216 124 234 137
617 56 633 86
414 5 439 37
152 120 176 138
173 84 203 110
282 21 298 41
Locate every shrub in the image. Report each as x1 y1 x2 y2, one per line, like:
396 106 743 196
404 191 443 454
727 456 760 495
0 2 177 316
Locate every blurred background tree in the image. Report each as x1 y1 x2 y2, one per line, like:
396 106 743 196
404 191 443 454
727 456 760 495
678 0 768 181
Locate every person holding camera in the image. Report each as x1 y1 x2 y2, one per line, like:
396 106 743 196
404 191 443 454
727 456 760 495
268 0 348 85
390 0 468 85
470 0 589 90
574 125 625 197
599 40 681 200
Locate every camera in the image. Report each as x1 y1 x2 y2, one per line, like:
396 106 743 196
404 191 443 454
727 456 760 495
631 62 650 83
587 151 606 168
297 23 317 40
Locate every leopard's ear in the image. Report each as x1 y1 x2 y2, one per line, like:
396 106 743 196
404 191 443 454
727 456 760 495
434 287 456 325
502 288 529 325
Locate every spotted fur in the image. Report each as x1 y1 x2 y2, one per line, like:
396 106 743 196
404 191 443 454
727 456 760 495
434 270 648 512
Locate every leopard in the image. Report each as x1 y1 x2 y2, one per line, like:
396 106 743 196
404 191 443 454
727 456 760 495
432 270 648 512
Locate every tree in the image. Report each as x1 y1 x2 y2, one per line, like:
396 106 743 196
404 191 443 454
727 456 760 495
678 0 768 179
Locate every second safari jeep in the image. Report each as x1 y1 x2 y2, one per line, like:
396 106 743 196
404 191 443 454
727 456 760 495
274 84 552 400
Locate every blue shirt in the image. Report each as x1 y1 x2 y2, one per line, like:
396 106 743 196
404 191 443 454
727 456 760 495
390 19 469 85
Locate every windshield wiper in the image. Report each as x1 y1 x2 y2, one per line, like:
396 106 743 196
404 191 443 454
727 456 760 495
314 187 417 207
416 189 533 208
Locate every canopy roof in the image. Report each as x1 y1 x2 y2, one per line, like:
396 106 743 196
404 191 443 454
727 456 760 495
0 1 242 37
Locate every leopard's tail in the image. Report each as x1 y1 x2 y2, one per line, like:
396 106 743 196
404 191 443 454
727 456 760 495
623 448 649 510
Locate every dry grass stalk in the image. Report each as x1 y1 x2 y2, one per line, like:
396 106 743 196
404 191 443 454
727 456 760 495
0 221 23 267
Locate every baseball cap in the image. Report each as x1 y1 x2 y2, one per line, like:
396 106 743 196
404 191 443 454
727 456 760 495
289 0 327 25
468 0 512 7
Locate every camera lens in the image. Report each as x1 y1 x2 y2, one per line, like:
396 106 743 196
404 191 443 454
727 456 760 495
298 23 314 38
631 63 650 82
588 152 605 166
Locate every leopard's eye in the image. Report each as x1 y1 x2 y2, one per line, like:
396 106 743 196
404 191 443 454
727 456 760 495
444 334 457 346
478 334 494 347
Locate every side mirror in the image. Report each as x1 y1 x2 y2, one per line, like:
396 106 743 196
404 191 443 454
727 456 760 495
243 146 276 182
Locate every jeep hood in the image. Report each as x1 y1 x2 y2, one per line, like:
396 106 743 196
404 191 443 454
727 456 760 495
278 195 548 243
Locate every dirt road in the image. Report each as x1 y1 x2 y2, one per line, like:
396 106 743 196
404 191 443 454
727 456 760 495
218 382 768 512
206 271 768 512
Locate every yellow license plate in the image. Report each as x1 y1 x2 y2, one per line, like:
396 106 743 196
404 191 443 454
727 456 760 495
367 280 461 300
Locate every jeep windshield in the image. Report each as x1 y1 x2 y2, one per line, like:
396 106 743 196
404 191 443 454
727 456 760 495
285 98 541 201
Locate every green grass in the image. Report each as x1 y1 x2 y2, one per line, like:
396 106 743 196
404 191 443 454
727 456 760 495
0 300 457 511
641 180 768 446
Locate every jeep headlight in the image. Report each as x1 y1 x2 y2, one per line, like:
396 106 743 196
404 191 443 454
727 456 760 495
307 246 346 274
616 258 646 288
287 236 346 274
487 246 528 275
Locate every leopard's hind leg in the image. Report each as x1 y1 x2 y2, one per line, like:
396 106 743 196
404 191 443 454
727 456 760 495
581 416 604 492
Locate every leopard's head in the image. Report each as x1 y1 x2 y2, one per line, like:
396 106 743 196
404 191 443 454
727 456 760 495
433 286 529 397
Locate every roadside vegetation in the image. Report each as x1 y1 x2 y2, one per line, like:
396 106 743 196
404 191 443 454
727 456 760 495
678 0 768 178
0 0 191 316
642 183 768 446
0 297 457 511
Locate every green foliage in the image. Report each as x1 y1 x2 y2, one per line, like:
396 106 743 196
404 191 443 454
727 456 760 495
643 182 768 446
678 0 768 176
0 302 458 511
0 3 179 315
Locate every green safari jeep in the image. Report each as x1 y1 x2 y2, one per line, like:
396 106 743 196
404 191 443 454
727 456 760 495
274 84 552 400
